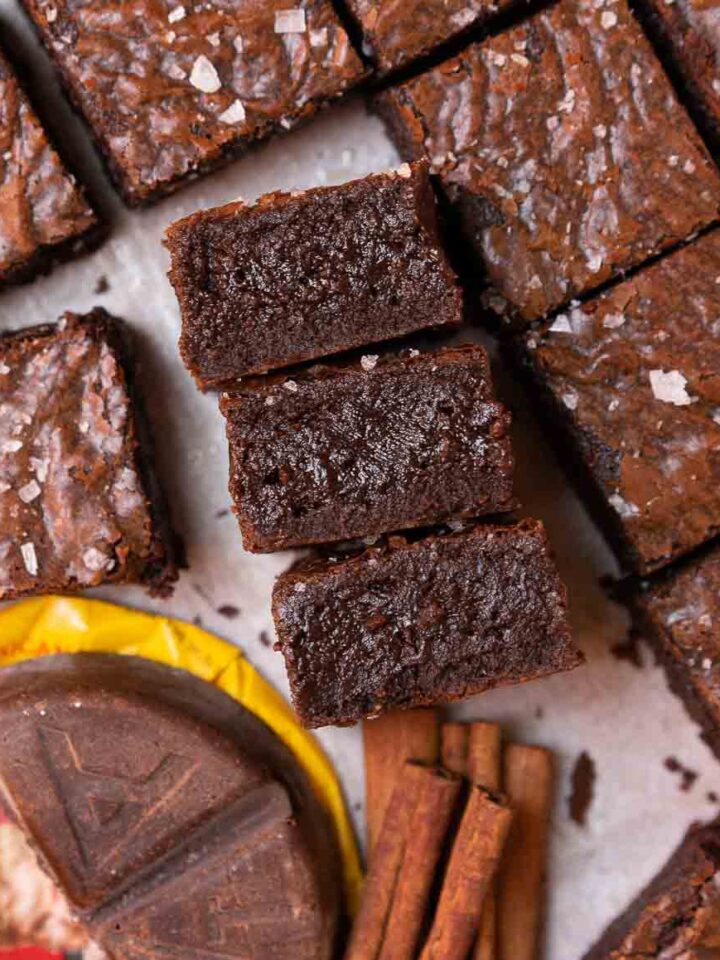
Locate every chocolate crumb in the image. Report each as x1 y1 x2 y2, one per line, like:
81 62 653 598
664 756 698 792
708 791 719 803
535 706 545 719
611 629 643 668
215 508 230 518
568 750 596 826
217 604 240 619
192 614 203 627
258 630 271 647
94 275 110 294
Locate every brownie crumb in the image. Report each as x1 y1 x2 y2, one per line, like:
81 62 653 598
94 275 110 294
569 751 596 826
217 604 240 620
664 756 698 792
708 791 719 804
535 706 545 720
258 630 271 648
215 508 230 519
192 614 203 627
610 630 643 669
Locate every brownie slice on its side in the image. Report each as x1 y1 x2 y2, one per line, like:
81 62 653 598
220 344 514 552
343 0 517 75
377 0 720 326
20 0 364 205
167 162 463 388
272 519 582 728
0 46 103 288
0 310 177 599
634 542 720 761
515 230 720 576
583 820 720 959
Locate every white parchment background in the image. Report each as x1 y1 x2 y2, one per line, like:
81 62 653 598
1 5 719 957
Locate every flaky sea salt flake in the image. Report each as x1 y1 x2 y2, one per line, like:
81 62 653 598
601 10 617 28
603 313 625 328
18 480 41 503
219 100 246 124
550 315 572 333
190 55 221 93
275 8 307 33
361 355 378 371
168 4 186 22
20 542 38 576
649 369 693 406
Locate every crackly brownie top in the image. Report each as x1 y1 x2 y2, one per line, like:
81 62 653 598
525 230 720 573
641 0 720 136
221 345 514 551
169 163 462 386
0 311 158 598
638 544 720 716
584 822 720 959
0 48 97 279
382 0 720 323
273 519 579 726
22 0 364 203
345 0 512 74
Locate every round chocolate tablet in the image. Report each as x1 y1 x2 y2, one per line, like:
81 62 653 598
0 654 340 960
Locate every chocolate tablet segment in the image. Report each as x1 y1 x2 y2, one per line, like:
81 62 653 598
20 0 365 205
167 163 463 388
221 344 514 552
0 310 177 599
378 0 720 324
272 519 582 727
0 45 101 287
518 229 720 575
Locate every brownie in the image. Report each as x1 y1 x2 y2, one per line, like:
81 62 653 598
220 344 515 552
0 46 102 288
0 654 340 959
516 230 720 575
377 0 720 325
638 0 720 148
343 0 515 75
272 519 582 727
634 542 720 762
168 163 463 388
0 310 177 599
583 820 720 959
20 0 365 206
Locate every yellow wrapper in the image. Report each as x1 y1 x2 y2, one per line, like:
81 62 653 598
0 595 363 912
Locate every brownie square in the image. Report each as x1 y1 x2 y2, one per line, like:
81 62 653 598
634 543 720 762
167 162 463 388
516 230 720 575
583 820 720 959
378 0 720 325
0 46 102 288
638 0 720 148
344 0 515 75
220 344 515 552
272 519 581 727
0 310 177 600
20 0 365 205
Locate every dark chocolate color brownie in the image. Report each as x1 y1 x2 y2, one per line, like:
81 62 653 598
0 654 340 959
516 230 720 576
343 0 515 75
377 0 720 325
583 819 720 959
272 519 582 727
220 344 515 552
20 0 365 205
634 542 720 762
0 46 102 288
0 310 177 599
638 0 720 148
167 162 463 388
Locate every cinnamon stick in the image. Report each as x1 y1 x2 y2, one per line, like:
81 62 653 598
364 710 439 854
441 723 469 776
345 762 461 960
468 724 503 960
419 785 513 960
497 745 554 960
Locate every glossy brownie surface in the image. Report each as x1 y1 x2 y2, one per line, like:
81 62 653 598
344 0 514 74
520 230 720 574
0 310 176 599
379 0 720 323
168 163 463 387
21 0 364 204
0 654 341 959
273 519 581 727
221 345 514 552
0 47 100 285
584 820 720 959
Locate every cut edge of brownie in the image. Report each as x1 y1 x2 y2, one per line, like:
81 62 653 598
166 161 463 389
220 343 517 553
0 310 179 598
272 517 583 727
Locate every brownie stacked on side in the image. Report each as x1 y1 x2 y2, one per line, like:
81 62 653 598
378 0 720 326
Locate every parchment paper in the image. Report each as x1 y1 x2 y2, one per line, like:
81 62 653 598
2 6 719 957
